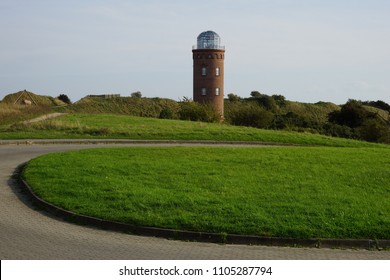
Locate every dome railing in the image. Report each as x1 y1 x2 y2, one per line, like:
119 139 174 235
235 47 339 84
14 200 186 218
192 45 225 50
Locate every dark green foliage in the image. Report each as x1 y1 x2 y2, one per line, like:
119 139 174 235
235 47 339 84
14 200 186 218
359 119 390 144
249 92 278 111
250 91 262 97
131 91 142 98
273 112 306 129
227 93 240 102
178 101 220 122
159 108 174 119
323 123 357 139
225 93 334 133
272 94 287 107
225 102 274 128
327 99 390 143
362 100 390 113
57 94 71 104
328 100 376 128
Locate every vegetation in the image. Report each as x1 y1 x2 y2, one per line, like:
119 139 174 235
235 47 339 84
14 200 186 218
57 94 72 104
1 113 382 147
328 100 390 143
0 103 53 125
23 146 390 239
64 95 180 118
1 89 389 144
177 100 220 122
225 93 390 144
2 90 66 107
131 91 142 98
3 89 388 241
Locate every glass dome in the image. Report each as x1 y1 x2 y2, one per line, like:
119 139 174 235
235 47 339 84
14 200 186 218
196 30 223 49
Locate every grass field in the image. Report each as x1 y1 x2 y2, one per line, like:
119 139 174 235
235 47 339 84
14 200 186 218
0 113 382 148
23 146 390 239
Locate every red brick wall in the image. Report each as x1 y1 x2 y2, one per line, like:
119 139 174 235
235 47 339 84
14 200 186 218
192 49 225 119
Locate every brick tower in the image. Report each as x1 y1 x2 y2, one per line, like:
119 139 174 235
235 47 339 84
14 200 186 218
192 31 225 119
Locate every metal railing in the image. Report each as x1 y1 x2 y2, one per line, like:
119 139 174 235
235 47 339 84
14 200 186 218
192 45 225 50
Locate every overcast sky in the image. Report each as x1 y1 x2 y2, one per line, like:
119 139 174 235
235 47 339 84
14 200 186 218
1 0 389 104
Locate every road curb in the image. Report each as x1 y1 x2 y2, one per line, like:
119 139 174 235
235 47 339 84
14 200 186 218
0 139 300 146
17 164 390 250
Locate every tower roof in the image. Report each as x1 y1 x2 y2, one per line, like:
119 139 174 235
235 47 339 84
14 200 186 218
196 30 224 50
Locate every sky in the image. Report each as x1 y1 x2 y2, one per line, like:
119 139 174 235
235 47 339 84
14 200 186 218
1 0 389 104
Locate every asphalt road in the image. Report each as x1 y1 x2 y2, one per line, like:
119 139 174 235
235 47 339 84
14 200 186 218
0 142 389 259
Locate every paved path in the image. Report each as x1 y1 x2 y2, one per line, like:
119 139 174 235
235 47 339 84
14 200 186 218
22 113 67 124
1 142 389 260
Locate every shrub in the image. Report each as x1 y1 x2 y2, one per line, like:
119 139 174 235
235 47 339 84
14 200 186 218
131 91 142 98
358 119 390 143
328 100 375 128
57 94 72 104
178 102 220 122
323 123 357 139
159 108 174 119
227 93 240 102
225 102 274 128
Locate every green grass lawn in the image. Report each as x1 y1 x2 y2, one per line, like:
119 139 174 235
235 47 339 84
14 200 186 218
0 113 382 147
23 146 390 239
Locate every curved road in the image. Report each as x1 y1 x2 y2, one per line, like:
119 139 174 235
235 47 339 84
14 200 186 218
1 142 389 260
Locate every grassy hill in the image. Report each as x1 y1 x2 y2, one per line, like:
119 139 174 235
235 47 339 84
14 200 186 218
282 101 340 124
363 105 389 122
2 90 66 106
2 113 385 148
64 95 180 118
0 90 67 125
1 90 389 144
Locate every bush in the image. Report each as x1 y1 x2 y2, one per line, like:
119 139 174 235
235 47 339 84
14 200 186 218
361 100 390 113
131 91 142 98
248 92 282 112
272 112 308 130
178 102 220 122
57 94 71 104
225 102 274 128
358 119 390 143
328 100 375 128
323 123 357 139
159 108 174 119
227 93 240 102
328 99 390 143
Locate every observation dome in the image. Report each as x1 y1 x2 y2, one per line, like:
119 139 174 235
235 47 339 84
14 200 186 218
196 30 223 49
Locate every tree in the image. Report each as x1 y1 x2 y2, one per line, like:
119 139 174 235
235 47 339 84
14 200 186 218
359 119 390 143
249 91 278 111
272 94 287 107
250 91 262 98
328 100 374 128
362 100 390 113
57 94 71 104
227 93 240 102
131 91 142 98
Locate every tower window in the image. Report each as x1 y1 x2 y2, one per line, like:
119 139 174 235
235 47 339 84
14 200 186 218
215 67 220 76
201 88 207 96
215 88 220 96
201 67 207 76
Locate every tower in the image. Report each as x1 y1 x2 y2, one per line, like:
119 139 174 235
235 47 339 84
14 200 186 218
192 31 225 119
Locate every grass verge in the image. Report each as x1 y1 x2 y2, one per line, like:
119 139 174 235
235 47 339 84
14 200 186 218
23 146 390 239
0 113 383 147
